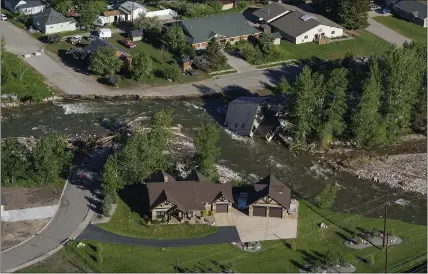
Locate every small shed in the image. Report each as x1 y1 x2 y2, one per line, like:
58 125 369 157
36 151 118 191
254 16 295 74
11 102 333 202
129 30 143 42
272 32 282 45
181 55 192 71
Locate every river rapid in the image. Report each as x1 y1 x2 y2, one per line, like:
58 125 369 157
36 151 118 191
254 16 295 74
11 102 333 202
2 98 427 225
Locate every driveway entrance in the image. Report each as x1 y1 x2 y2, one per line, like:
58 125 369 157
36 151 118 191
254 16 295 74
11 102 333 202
225 52 256 73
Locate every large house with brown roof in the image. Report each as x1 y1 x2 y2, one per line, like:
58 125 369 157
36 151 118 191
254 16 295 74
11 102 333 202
146 171 295 222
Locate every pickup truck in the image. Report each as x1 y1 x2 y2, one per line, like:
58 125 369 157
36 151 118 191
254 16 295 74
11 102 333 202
67 35 82 44
119 39 136 48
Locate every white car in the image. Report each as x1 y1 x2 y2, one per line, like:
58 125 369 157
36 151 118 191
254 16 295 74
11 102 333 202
370 5 381 11
1 14 8 21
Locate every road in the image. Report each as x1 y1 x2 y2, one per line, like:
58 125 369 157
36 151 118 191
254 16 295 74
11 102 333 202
366 13 411 47
0 21 298 97
0 149 110 272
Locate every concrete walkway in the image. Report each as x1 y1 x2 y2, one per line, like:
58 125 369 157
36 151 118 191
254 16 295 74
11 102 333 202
77 225 240 247
1 22 301 97
366 17 411 47
2 205 58 222
225 52 256 73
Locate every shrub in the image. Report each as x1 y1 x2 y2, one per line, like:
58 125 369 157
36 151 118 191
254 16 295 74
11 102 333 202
101 195 112 217
192 55 209 72
163 65 180 82
147 220 152 225
314 183 338 209
202 209 209 216
237 0 248 10
209 210 215 216
47 34 61 44
224 42 233 51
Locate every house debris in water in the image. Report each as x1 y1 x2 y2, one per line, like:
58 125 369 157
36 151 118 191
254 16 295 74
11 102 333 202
224 96 290 140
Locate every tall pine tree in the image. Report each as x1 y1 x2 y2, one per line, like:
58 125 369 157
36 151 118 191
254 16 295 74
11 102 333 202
338 0 369 29
352 56 386 147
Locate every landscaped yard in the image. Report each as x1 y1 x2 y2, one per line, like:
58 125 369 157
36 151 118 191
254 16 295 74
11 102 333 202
97 186 218 239
20 201 427 273
373 15 427 43
278 30 392 61
1 52 56 101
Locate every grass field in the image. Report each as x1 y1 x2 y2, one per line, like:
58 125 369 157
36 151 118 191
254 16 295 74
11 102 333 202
278 30 392 61
97 196 218 239
1 52 56 101
372 16 427 43
21 201 427 273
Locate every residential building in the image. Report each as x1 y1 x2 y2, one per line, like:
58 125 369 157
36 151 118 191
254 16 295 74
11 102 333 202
146 172 234 222
83 38 122 56
219 0 236 10
32 8 76 34
128 29 143 41
102 10 125 24
246 175 297 218
224 96 269 137
178 12 261 50
4 0 45 15
390 0 427 27
118 1 147 22
253 2 344 44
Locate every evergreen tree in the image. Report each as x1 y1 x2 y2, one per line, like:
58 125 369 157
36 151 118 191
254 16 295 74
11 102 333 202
205 39 227 71
338 0 369 29
315 183 338 209
1 138 30 185
352 56 386 147
195 123 221 180
319 68 348 146
291 66 324 147
131 52 153 81
162 24 186 52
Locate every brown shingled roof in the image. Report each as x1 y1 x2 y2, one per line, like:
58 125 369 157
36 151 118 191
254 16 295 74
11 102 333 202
250 175 291 209
147 181 234 211
103 10 121 17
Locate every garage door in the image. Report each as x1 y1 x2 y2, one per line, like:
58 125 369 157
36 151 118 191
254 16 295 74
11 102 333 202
216 204 228 213
269 207 282 218
253 206 267 217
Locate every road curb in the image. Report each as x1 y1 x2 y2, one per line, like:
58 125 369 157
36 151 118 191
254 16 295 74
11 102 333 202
1 180 69 254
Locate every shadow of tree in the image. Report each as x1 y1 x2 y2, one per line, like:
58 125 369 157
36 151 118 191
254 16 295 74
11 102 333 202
118 184 150 218
290 259 310 272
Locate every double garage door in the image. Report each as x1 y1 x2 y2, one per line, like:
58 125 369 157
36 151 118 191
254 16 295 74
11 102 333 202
253 206 282 218
216 203 228 213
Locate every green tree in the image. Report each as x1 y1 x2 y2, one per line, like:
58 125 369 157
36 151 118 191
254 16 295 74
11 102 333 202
1 36 6 64
31 135 73 185
338 0 369 29
195 123 221 180
352 56 386 147
89 46 123 76
163 65 180 82
239 41 262 64
319 68 348 146
131 52 153 81
78 1 101 28
162 24 186 52
134 14 162 33
314 183 338 209
205 39 227 71
291 66 324 147
52 0 73 14
102 153 124 198
147 109 173 170
1 138 30 185
257 33 278 57
312 0 340 21
275 76 291 95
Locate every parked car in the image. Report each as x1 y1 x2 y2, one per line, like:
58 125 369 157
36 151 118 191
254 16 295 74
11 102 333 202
88 35 97 42
119 39 136 48
1 14 7 21
107 4 114 10
67 35 82 44
370 4 381 11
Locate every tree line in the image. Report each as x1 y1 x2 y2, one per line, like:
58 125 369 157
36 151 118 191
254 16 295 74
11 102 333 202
101 110 221 215
1 135 73 186
281 41 426 150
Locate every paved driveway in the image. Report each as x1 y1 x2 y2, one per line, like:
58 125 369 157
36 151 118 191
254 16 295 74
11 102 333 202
2 205 58 222
366 17 412 46
225 52 256 73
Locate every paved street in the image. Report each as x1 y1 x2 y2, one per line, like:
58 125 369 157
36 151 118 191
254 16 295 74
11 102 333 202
0 22 299 97
366 16 411 47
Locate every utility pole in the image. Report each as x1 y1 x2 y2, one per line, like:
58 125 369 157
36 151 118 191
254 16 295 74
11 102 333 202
383 192 388 249
385 233 389 273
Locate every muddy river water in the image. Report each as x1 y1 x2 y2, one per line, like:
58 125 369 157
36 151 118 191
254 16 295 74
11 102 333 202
2 98 426 225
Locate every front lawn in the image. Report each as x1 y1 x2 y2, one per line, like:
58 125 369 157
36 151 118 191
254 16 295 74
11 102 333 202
1 52 56 101
278 30 392 60
21 201 427 273
372 15 427 43
97 186 218 239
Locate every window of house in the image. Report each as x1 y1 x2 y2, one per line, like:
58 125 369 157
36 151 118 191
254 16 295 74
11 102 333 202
331 31 335 34
235 123 238 128
198 43 201 48
156 211 166 219
230 38 234 41
241 124 245 128
304 35 308 39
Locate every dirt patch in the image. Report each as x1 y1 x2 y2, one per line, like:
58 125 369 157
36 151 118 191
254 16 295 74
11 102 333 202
2 186 62 210
1 219 50 251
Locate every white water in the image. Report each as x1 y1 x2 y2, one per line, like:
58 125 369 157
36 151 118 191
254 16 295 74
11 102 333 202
223 128 252 143
57 102 98 115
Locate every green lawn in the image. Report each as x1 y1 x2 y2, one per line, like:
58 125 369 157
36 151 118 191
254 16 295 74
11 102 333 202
97 193 218 239
373 16 427 43
1 52 56 101
21 201 427 273
278 30 392 60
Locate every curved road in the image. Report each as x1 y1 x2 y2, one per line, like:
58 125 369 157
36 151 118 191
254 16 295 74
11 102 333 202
0 149 110 272
78 225 240 247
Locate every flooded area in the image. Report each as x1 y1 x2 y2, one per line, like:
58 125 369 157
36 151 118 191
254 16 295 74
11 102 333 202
2 98 427 225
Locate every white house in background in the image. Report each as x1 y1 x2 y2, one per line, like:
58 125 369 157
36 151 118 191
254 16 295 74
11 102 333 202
32 8 76 34
253 2 343 44
4 0 45 15
119 1 147 22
